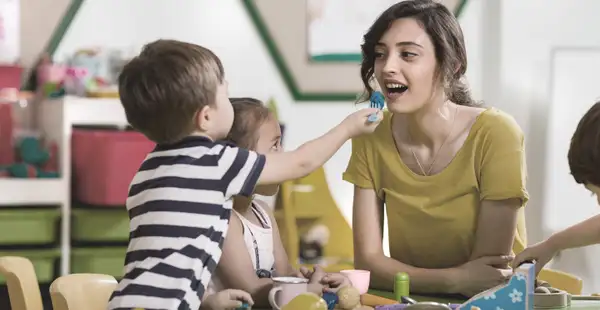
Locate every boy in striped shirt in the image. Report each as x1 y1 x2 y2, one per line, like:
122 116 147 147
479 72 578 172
106 39 382 310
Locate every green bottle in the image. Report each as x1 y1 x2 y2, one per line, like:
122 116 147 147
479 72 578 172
394 272 410 302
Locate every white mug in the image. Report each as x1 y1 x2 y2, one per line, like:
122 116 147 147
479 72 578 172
268 277 309 310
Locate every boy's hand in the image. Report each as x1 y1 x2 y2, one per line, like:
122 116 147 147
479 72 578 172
321 273 351 293
512 240 558 275
342 108 383 137
203 289 254 310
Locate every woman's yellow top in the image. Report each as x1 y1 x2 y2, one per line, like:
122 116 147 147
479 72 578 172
343 108 528 269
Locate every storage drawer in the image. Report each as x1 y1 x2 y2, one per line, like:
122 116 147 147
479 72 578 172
71 128 155 206
71 247 127 278
72 208 129 242
0 248 60 284
0 209 60 245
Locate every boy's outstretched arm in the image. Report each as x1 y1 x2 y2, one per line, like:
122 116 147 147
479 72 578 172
513 214 600 273
258 108 382 185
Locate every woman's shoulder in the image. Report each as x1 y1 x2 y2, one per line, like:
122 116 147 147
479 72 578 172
470 107 524 149
473 108 523 138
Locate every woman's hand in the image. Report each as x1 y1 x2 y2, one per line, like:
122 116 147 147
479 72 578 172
453 255 514 297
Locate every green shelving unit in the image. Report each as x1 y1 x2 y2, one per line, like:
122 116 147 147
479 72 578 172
71 247 127 278
71 208 129 242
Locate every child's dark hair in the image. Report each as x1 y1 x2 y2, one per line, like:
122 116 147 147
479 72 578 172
226 97 272 149
118 39 224 144
568 101 600 186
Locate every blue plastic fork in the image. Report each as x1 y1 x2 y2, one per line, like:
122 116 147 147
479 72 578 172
368 91 385 122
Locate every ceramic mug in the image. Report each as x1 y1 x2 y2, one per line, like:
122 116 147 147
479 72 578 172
268 277 309 310
340 269 371 294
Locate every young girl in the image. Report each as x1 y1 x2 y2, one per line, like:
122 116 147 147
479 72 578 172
207 97 350 307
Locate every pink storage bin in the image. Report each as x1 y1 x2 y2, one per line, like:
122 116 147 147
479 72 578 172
0 65 22 89
71 128 156 206
0 102 14 165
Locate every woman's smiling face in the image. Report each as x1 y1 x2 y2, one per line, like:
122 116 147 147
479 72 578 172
373 17 442 114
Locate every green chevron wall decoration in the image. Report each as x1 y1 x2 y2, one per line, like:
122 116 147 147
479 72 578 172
21 0 468 101
22 0 85 91
243 0 468 102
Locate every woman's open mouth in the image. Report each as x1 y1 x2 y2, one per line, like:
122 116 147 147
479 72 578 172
385 83 408 100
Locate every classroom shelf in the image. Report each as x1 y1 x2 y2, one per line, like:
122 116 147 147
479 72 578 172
0 178 66 205
35 96 130 276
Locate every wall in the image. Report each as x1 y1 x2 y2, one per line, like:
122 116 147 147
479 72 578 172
53 0 483 227
490 0 600 293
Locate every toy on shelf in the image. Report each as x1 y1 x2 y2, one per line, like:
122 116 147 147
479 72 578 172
67 48 125 98
0 136 59 178
36 54 66 98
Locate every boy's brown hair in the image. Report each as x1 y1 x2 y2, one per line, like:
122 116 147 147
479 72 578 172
118 39 225 144
568 101 600 186
226 97 272 149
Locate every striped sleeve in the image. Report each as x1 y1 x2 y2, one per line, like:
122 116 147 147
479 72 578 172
219 146 266 198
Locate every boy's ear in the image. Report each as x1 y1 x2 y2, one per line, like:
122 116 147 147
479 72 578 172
196 105 212 131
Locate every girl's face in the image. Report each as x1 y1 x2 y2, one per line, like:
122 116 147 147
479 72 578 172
373 17 442 114
254 114 282 196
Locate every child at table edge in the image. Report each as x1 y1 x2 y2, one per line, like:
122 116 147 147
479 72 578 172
207 97 351 308
513 101 600 274
106 39 382 310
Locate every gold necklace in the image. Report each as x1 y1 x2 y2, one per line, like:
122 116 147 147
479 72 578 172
407 105 459 176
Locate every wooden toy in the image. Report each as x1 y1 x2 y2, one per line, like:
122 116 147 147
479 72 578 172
361 293 397 306
6 136 59 178
457 262 536 309
281 292 328 310
337 286 362 309
394 272 410 302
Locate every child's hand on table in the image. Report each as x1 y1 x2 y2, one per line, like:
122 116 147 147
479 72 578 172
301 265 328 295
512 240 558 275
321 273 351 293
203 289 254 310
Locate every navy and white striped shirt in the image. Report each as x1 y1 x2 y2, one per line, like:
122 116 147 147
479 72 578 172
107 136 266 310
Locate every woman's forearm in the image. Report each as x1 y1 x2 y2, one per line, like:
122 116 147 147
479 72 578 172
356 254 457 294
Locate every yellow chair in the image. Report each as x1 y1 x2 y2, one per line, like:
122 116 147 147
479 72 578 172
0 256 44 310
49 273 117 310
276 167 354 272
275 179 301 267
538 268 583 295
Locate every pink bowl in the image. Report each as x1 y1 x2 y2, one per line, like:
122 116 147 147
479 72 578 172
340 269 371 294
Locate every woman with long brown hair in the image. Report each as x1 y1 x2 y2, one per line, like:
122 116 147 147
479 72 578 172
344 0 528 297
